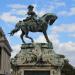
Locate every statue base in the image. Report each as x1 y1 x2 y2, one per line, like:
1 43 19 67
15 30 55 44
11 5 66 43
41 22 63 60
11 43 65 75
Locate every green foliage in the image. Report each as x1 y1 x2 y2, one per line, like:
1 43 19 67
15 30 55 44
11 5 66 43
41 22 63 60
61 59 75 75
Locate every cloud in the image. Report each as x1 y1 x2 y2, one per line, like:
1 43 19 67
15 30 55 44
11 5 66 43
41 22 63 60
16 10 27 16
34 34 47 43
51 23 75 33
9 4 27 9
37 1 66 17
9 4 37 10
0 12 21 23
68 34 75 38
37 6 55 17
58 41 75 52
69 7 75 15
11 44 21 58
58 41 75 66
10 9 27 16
58 7 75 16
54 2 66 7
37 10 46 17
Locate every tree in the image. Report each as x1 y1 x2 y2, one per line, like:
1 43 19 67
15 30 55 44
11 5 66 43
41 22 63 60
61 59 75 75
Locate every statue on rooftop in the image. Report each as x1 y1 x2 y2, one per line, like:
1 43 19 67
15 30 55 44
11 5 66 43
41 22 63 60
9 5 57 45
23 5 39 25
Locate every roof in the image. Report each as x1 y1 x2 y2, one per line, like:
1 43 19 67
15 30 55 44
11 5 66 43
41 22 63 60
0 27 12 55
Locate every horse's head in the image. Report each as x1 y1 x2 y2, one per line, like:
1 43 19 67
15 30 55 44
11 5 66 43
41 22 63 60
42 13 57 25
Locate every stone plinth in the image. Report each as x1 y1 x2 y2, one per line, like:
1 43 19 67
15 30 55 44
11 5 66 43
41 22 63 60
11 43 65 75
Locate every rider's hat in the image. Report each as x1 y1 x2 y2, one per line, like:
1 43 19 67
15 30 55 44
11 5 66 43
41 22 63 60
28 5 34 9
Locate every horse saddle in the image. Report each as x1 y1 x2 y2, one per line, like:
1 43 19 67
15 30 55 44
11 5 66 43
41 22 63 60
23 18 41 26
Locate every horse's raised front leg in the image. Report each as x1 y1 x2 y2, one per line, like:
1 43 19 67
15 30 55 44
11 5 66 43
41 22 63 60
20 32 25 44
25 32 34 43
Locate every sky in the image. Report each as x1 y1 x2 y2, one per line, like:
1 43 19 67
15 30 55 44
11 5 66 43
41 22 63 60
0 0 75 67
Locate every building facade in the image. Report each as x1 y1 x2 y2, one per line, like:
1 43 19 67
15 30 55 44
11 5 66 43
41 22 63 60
0 27 12 75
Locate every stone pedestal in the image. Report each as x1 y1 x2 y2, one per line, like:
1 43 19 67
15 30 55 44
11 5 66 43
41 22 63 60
11 43 64 75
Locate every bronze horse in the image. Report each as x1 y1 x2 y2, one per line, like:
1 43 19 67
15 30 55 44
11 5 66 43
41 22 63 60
9 13 57 44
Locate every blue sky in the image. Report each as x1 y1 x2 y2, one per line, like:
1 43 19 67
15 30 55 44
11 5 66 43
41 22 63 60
0 0 75 66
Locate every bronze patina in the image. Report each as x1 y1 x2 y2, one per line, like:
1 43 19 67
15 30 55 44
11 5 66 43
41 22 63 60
9 5 57 44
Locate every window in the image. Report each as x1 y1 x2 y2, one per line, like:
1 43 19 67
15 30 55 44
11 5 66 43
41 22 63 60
0 47 2 69
24 71 50 75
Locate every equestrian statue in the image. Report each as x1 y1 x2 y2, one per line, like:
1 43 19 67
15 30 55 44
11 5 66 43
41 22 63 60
9 5 58 44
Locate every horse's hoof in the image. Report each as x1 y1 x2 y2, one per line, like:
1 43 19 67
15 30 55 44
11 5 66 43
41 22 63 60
32 42 34 44
22 41 26 44
48 42 53 49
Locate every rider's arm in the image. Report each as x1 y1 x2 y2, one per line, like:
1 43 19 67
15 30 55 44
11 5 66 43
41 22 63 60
27 11 37 16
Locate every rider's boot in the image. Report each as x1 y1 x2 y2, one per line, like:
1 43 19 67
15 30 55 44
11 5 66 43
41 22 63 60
34 19 39 26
